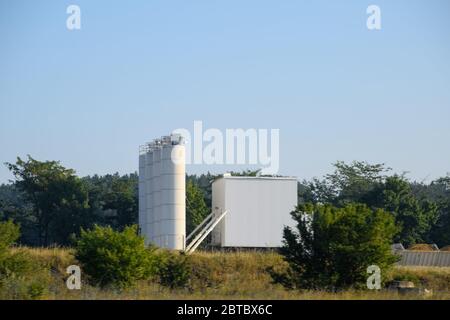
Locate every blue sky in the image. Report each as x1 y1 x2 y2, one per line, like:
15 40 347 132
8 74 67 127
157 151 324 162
1 0 449 183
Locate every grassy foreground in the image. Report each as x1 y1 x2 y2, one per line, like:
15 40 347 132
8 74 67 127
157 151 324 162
3 247 450 300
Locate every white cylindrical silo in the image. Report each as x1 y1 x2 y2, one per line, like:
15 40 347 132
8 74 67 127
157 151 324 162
138 151 147 239
145 148 154 245
139 134 186 250
144 149 153 244
152 142 162 246
148 145 155 245
160 138 186 250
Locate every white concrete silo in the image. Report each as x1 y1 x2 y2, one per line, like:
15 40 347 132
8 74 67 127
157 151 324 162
145 147 154 245
152 141 162 246
160 135 186 250
143 149 153 244
138 150 147 239
139 133 186 250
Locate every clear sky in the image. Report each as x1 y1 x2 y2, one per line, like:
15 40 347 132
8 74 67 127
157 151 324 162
1 0 449 183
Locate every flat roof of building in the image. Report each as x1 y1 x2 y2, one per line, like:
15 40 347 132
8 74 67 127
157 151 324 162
214 174 297 182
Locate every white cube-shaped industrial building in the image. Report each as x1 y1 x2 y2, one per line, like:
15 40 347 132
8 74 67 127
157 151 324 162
211 175 298 248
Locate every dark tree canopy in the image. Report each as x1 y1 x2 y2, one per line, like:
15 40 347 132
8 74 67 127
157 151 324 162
270 203 399 290
186 180 209 235
299 161 446 247
2 157 139 246
1 158 449 248
5 156 89 246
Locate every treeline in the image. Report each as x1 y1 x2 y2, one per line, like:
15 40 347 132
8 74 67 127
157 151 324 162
0 157 139 246
0 156 449 248
186 164 450 248
0 156 212 246
297 162 450 247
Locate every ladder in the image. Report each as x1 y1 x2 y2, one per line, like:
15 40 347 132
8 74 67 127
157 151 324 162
184 210 228 254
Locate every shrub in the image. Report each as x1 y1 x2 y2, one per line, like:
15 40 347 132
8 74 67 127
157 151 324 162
157 251 191 289
0 271 49 300
0 221 35 280
189 254 225 291
269 203 400 291
0 220 20 254
0 220 49 299
74 225 155 289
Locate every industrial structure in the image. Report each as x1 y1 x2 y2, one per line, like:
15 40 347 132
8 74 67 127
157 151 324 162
139 134 186 250
138 139 450 267
139 135 298 251
211 175 298 248
393 246 450 267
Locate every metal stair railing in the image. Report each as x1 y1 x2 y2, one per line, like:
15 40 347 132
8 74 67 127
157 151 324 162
185 210 228 254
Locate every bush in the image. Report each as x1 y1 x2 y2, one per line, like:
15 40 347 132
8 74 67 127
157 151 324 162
0 221 34 281
0 220 20 254
188 254 225 291
0 220 49 299
157 251 191 289
74 225 155 289
269 203 400 290
0 271 49 300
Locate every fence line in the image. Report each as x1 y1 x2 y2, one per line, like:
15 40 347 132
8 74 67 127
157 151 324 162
395 250 450 267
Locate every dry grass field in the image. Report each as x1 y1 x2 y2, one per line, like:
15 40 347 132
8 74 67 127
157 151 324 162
3 247 450 300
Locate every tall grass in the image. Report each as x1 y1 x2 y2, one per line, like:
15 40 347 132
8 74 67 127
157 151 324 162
3 247 450 300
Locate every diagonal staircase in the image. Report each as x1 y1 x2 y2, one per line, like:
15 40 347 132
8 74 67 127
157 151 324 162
184 210 228 254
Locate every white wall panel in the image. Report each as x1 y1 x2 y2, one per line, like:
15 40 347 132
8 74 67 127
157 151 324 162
212 176 297 247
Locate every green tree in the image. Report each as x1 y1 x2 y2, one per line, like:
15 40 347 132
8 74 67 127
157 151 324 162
269 203 399 290
308 161 390 205
415 176 450 247
0 184 38 245
432 205 450 247
5 156 90 246
81 173 138 230
372 175 439 247
102 174 138 229
186 181 209 235
305 162 440 247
